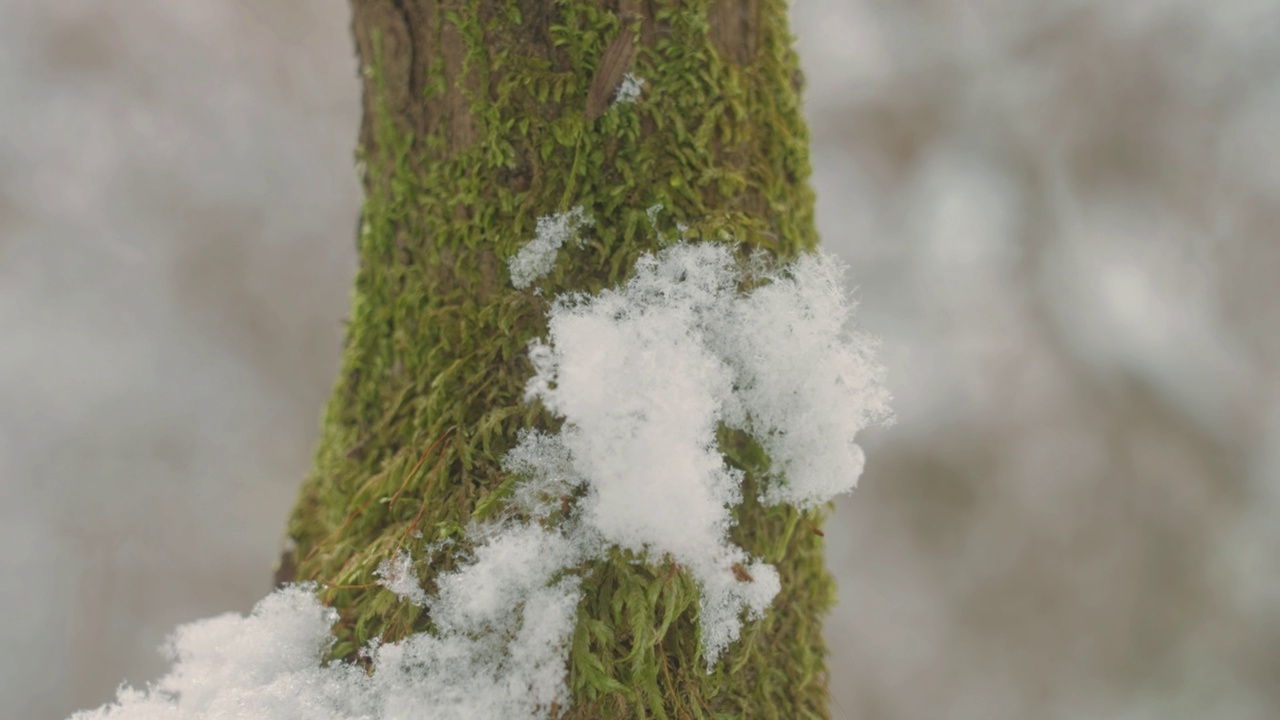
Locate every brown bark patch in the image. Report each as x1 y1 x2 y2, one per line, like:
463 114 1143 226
352 0 416 157
709 0 760 66
438 1 479 152
353 0 480 168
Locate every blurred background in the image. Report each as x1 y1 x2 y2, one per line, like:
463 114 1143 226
1 1 1276 718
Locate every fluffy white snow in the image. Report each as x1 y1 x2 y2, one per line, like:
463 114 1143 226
506 207 592 290
72 230 888 718
511 241 889 664
74 564 580 720
614 73 645 105
374 550 429 608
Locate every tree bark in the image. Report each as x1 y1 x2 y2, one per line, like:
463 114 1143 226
282 0 831 716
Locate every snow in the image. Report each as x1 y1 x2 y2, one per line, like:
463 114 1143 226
511 241 889 664
506 207 592 290
374 550 429 607
720 251 893 507
614 73 645 105
430 524 581 632
71 228 888 718
74 567 579 720
69 586 364 720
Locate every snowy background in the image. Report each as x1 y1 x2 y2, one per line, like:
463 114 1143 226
2 1 1277 718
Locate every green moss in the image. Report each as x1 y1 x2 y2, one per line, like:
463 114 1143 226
284 0 831 716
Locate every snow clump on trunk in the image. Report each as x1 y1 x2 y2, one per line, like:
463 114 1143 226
72 228 889 720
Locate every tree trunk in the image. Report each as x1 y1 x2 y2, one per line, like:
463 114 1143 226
282 0 831 716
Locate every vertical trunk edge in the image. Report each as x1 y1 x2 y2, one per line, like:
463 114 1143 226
285 0 831 716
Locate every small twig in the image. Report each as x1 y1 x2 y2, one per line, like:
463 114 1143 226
657 641 693 720
321 582 380 591
799 513 825 537
397 434 456 548
303 492 379 566
389 428 455 510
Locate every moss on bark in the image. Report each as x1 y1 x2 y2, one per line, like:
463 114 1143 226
282 0 833 716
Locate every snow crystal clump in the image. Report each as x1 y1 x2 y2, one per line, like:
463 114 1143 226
502 428 580 520
507 241 890 664
720 251 893 506
71 238 888 719
374 549 429 607
70 586 368 720
614 73 645 104
507 206 592 289
73 543 581 720
431 523 581 631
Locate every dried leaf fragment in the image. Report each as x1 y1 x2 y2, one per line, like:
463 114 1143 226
585 30 635 121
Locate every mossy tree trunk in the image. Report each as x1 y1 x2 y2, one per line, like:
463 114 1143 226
282 0 832 716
